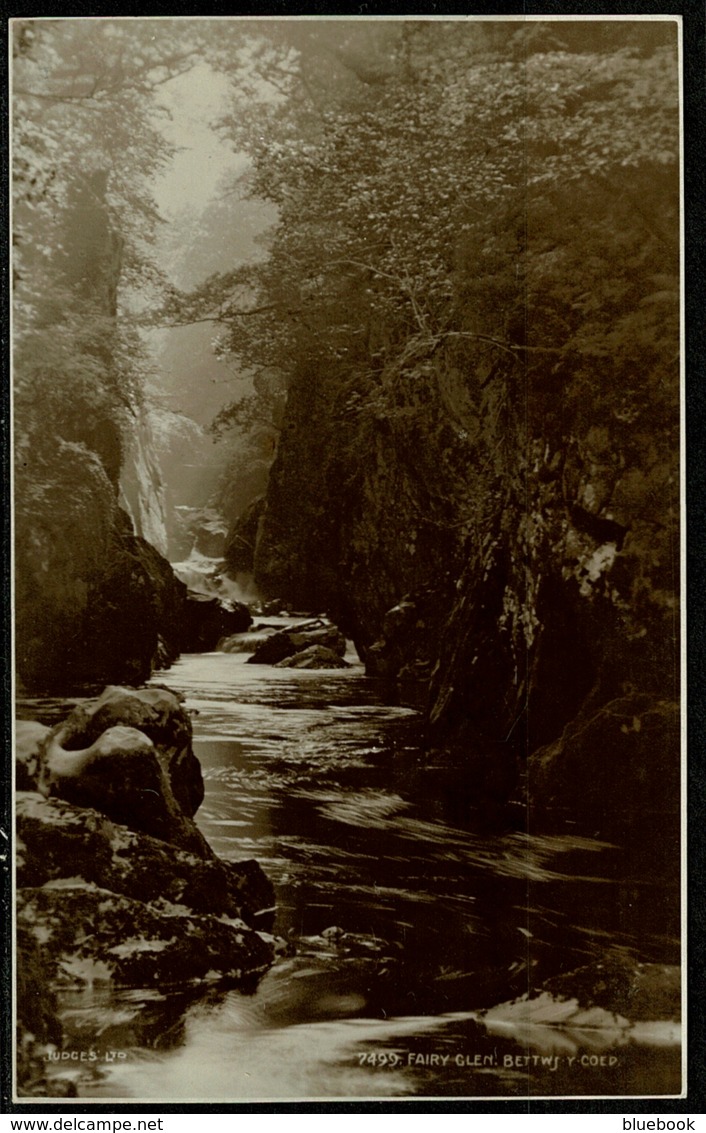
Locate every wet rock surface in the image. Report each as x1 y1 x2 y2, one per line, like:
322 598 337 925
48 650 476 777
51 685 204 817
33 686 208 854
15 685 275 1095
181 592 252 652
16 793 273 927
476 956 681 1055
526 695 681 835
17 883 273 989
275 644 350 669
541 956 681 1023
247 620 347 666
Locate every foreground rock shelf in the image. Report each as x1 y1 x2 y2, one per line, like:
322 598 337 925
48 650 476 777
15 685 276 1097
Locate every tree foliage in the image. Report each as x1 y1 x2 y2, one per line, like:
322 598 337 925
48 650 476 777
184 22 677 387
185 18 680 651
14 17 680 660
12 19 212 474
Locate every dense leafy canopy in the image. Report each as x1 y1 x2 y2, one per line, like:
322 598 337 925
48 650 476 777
12 19 215 487
171 21 678 448
180 19 679 657
13 18 680 656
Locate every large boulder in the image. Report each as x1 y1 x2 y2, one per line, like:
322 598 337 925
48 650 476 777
41 724 207 856
32 686 207 854
275 645 350 670
247 620 346 666
17 792 274 929
181 592 252 652
17 882 273 989
526 694 680 835
51 685 203 816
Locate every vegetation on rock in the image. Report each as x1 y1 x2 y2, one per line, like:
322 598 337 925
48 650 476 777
162 20 679 812
12 21 201 690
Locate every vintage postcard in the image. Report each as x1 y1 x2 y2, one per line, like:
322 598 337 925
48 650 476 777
10 15 684 1104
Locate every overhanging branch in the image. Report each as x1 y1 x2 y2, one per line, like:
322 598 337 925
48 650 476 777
154 302 300 330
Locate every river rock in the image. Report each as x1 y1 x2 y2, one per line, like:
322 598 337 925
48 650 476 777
526 694 680 833
17 882 274 989
191 509 228 558
41 725 208 855
477 955 681 1055
247 621 346 665
541 956 681 1022
17 792 274 927
218 625 280 653
52 685 204 816
275 645 350 669
181 591 252 652
37 686 208 854
16 720 51 791
260 598 286 616
365 595 436 709
16 792 275 1007
366 597 418 679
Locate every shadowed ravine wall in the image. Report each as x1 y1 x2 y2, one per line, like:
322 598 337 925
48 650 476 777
14 174 184 693
248 312 680 837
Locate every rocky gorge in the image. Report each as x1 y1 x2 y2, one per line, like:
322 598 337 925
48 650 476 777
15 686 275 1096
12 17 683 1102
233 342 681 846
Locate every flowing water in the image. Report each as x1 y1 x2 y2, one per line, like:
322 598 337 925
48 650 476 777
28 634 682 1101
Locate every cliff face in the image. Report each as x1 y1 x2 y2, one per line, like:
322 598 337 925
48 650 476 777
14 175 185 694
118 406 169 557
207 21 679 836
253 357 467 644
250 341 679 831
15 439 185 693
148 409 224 560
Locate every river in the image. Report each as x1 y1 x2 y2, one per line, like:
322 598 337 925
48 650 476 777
28 634 682 1102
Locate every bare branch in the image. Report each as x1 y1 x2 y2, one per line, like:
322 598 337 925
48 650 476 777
154 302 299 330
433 331 566 357
14 87 104 111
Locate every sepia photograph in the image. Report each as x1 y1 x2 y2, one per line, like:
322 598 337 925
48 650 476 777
10 15 683 1103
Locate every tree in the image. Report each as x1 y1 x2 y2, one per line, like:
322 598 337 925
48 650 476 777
184 19 679 654
12 19 215 471
174 21 677 396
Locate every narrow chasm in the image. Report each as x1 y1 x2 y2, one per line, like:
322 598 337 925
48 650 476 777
13 16 682 1102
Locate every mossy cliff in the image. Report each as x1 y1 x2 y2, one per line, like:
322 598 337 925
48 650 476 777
247 321 679 836
14 174 184 693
